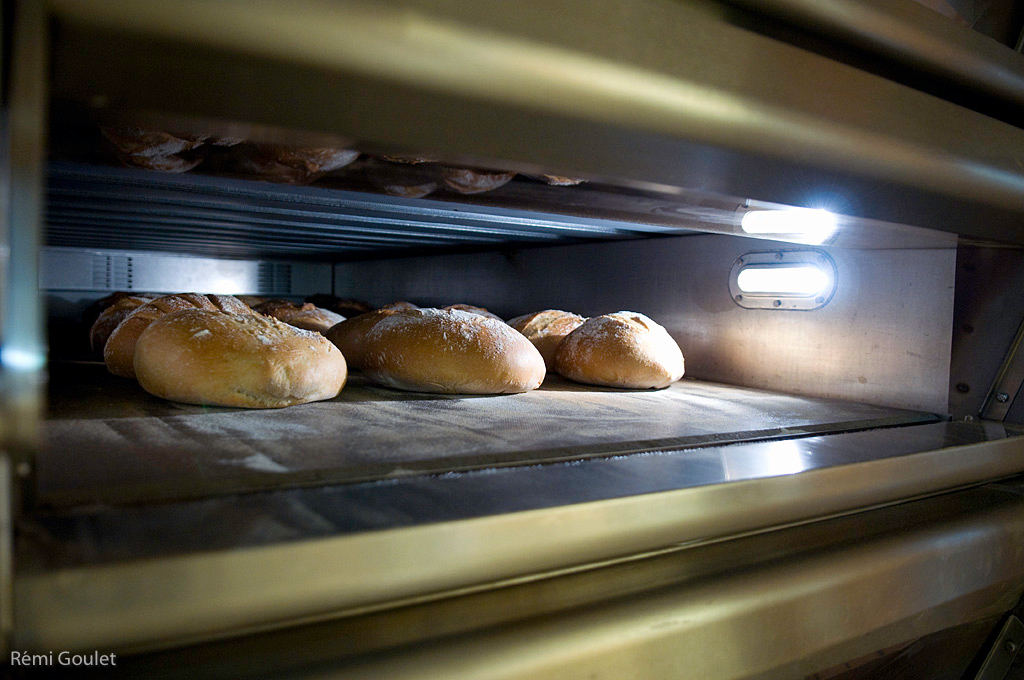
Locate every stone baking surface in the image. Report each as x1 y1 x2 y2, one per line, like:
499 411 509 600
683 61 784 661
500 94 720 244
41 362 932 506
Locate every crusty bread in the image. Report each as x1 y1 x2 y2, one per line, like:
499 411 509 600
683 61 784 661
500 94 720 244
254 300 345 334
89 294 158 355
134 309 347 408
443 304 503 322
554 311 684 389
440 168 515 194
362 308 545 394
507 309 586 372
103 293 250 378
324 309 397 370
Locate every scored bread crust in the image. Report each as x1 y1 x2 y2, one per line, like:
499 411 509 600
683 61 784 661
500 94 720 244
443 304 504 322
361 308 545 394
324 309 397 370
554 311 684 389
89 295 158 355
254 300 345 334
103 293 251 378
507 309 586 372
134 309 347 408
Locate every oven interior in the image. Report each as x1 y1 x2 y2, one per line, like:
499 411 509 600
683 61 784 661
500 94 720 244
4 1 1024 677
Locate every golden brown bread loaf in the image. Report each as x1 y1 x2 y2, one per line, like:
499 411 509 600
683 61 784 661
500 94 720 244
99 124 209 172
507 309 586 372
103 293 251 378
440 168 516 194
361 308 545 394
443 304 503 321
554 311 684 389
134 309 347 408
324 309 397 370
88 294 159 355
253 300 345 334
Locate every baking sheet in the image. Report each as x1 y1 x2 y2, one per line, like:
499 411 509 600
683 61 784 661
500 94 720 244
41 362 937 506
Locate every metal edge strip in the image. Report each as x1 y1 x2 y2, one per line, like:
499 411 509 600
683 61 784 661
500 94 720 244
13 434 1024 654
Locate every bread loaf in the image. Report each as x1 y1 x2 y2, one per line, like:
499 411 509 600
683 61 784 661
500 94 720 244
89 294 158 355
362 308 545 394
254 300 345 334
104 293 250 378
554 312 684 389
134 309 347 408
507 309 585 372
443 304 503 321
324 309 397 370
440 168 515 194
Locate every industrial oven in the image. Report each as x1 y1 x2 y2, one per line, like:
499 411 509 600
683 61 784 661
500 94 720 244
4 0 1024 678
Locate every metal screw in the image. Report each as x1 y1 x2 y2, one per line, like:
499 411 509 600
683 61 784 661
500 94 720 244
776 252 784 260
956 383 970 393
773 300 782 307
1006 639 1019 653
734 295 743 301
815 296 825 304
996 392 1010 403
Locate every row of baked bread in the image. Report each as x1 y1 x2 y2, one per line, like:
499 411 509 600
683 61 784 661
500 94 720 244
88 293 684 408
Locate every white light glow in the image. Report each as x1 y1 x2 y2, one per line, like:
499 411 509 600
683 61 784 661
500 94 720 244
740 208 837 244
737 266 828 295
206 277 246 295
1 346 45 371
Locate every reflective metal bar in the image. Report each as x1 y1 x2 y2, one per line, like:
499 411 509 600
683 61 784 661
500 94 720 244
45 0 1024 243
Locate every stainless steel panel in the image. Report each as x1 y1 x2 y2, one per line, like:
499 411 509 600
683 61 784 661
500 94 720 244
721 0 1024 111
338 234 956 412
39 248 332 296
20 420 1006 569
13 441 1024 657
56 484 1023 679
40 365 935 506
45 0 1024 242
43 162 695 259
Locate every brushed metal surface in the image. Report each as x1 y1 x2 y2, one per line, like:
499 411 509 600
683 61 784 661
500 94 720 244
338 233 956 412
19 420 1005 569
13 430 1024 654
56 485 1024 679
45 0 1024 242
39 248 332 296
39 365 936 506
720 0 1024 111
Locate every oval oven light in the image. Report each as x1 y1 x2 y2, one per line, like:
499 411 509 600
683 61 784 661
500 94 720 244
736 265 829 296
729 250 837 311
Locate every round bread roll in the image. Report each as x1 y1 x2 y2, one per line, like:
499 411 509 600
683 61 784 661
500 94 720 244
135 309 347 408
443 304 503 321
507 309 586 372
362 308 545 394
440 167 516 194
100 124 208 173
554 312 684 389
304 295 373 318
324 309 396 370
104 293 251 378
89 294 159 355
254 300 345 334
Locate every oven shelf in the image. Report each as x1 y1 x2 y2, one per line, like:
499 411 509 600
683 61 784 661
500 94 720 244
42 361 938 508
